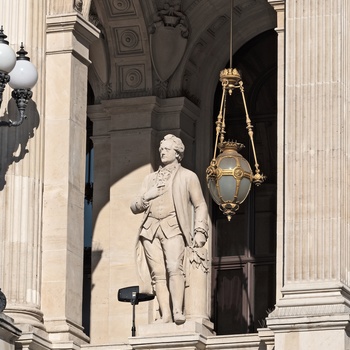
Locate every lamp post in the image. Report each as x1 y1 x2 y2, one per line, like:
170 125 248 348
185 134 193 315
0 26 38 127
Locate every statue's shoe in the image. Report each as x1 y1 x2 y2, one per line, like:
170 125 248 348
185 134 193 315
174 312 186 325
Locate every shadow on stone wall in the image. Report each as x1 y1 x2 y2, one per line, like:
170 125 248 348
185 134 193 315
0 99 39 191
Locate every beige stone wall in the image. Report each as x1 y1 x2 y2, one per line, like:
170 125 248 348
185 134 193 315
2 0 350 349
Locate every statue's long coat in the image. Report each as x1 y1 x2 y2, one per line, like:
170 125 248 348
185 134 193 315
130 164 209 292
131 165 208 244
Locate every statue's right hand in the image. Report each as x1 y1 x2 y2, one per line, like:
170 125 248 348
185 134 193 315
143 185 162 201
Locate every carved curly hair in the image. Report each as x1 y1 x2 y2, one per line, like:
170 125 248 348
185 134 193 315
159 134 185 162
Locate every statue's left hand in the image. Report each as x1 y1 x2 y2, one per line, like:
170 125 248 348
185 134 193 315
193 230 207 248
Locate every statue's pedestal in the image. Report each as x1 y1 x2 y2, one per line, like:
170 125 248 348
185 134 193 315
137 318 214 337
129 319 215 350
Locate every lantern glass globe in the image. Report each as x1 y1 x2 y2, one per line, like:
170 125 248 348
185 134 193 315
0 42 16 73
9 59 38 89
207 143 253 207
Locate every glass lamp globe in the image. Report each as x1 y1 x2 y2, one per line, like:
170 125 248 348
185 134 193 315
207 141 253 220
0 32 16 73
9 59 38 89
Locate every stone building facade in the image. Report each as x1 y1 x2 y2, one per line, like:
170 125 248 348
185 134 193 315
0 0 350 349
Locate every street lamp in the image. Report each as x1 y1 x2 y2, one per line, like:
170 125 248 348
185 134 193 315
0 26 38 127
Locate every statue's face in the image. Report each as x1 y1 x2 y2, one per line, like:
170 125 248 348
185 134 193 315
159 139 178 165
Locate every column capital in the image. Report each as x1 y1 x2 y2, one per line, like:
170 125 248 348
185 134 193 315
267 0 285 11
267 0 285 33
46 13 99 65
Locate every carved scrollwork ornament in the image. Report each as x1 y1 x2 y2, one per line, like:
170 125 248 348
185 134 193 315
150 0 189 82
74 0 83 13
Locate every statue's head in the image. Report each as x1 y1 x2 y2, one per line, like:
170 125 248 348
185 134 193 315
159 134 185 162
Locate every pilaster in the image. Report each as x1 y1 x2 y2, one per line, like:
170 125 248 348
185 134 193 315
267 0 350 348
41 13 99 345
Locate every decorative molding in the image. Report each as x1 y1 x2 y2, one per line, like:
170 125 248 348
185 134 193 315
271 304 350 317
114 26 143 55
189 40 207 67
150 0 189 38
267 0 285 10
88 13 100 27
150 0 189 82
155 79 168 99
5 305 45 331
119 64 146 92
106 0 136 18
96 88 153 101
88 1 100 27
74 0 83 13
207 15 229 38
46 13 100 50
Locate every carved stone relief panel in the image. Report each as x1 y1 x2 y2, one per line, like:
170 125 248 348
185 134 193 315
114 26 144 55
118 64 146 92
105 0 137 18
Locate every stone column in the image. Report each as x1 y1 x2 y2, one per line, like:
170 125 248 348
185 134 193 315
41 13 99 344
0 0 45 330
267 1 350 349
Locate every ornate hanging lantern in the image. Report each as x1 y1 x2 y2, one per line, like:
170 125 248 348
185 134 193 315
206 14 265 221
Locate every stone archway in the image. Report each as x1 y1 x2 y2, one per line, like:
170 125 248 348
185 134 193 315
86 0 278 344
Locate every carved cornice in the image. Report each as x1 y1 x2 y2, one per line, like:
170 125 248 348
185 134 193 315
267 0 285 11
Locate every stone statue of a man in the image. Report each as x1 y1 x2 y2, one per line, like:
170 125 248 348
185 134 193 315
130 134 209 325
